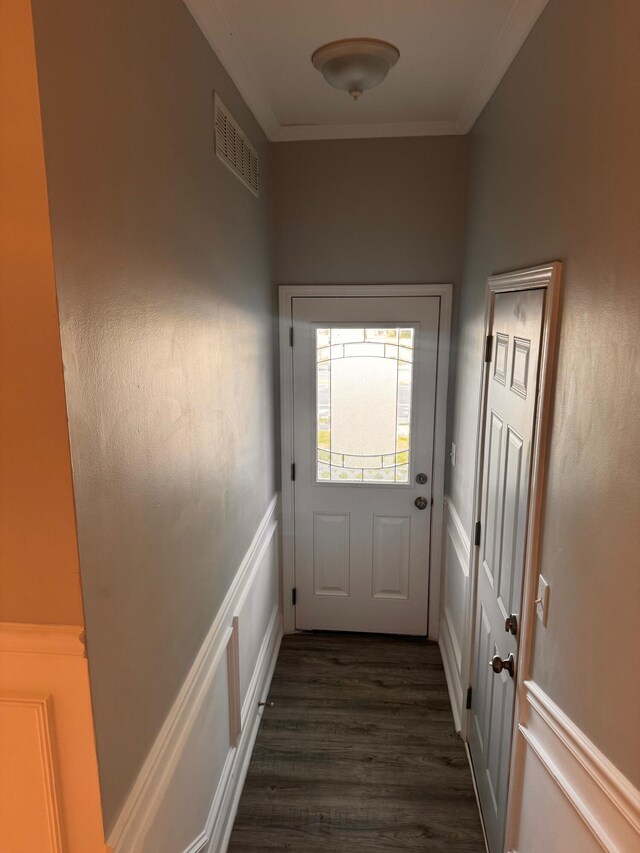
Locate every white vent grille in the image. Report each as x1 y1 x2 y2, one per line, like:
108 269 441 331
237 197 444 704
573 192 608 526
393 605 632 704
214 94 259 197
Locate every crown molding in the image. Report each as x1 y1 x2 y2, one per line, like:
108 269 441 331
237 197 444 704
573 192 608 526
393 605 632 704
184 0 549 142
274 120 462 142
0 623 86 656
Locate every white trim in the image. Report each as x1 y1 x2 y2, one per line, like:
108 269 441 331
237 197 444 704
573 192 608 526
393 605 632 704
208 606 282 852
439 619 462 732
275 120 461 142
180 607 281 853
462 263 562 853
182 831 208 853
438 496 472 732
108 494 281 852
226 617 241 748
464 740 490 853
518 680 640 852
444 494 471 561
278 283 452 638
442 498 471 677
183 0 548 141
456 0 550 133
0 622 86 657
428 289 452 640
278 287 296 635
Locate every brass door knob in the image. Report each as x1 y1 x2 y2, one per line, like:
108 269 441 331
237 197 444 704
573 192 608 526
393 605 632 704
490 653 515 677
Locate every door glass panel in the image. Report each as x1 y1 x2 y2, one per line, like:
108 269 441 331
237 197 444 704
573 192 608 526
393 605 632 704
316 328 414 483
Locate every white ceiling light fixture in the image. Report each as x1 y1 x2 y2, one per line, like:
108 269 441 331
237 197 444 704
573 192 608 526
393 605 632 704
311 38 400 101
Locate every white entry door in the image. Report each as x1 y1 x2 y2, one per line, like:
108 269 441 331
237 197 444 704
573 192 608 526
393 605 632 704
291 296 441 634
468 288 545 853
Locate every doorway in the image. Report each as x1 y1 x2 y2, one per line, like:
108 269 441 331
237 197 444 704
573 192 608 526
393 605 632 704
466 264 562 853
279 285 452 637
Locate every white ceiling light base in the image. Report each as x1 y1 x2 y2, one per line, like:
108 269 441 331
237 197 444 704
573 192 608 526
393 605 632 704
312 38 400 101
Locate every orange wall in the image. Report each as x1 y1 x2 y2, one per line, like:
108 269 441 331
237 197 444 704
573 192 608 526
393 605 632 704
0 0 83 625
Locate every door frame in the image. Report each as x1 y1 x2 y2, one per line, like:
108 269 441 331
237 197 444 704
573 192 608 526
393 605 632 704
278 284 452 636
463 264 562 850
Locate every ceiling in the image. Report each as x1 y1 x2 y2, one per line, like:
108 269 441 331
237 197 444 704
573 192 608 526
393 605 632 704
184 0 549 141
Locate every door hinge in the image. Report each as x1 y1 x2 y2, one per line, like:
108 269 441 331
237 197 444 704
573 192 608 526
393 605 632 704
474 521 481 547
292 587 297 606
291 462 296 481
289 326 294 347
484 334 493 363
466 686 473 710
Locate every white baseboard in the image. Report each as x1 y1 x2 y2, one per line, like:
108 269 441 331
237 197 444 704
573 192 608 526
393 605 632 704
206 606 281 852
438 496 471 732
108 494 282 853
511 680 640 852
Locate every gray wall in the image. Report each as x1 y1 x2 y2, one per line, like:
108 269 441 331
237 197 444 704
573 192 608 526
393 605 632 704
272 136 471 483
272 137 470 286
450 0 640 785
32 0 276 829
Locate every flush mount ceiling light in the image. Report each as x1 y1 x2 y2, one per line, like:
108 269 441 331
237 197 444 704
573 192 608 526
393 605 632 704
311 38 400 101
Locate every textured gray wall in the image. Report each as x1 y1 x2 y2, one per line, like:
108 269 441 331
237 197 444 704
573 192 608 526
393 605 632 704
272 137 470 287
32 0 276 829
450 0 640 785
271 136 471 484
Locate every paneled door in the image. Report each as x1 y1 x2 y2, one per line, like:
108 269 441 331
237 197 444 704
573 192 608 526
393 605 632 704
291 296 440 634
468 288 545 853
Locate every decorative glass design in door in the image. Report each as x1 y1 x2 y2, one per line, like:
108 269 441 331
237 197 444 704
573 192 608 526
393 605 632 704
316 327 415 483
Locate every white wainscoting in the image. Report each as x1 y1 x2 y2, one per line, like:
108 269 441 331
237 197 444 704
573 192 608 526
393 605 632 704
508 680 640 853
0 623 110 852
108 494 283 853
438 496 472 731
437 498 640 851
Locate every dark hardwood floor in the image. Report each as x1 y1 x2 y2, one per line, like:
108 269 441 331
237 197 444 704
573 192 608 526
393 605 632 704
228 632 486 851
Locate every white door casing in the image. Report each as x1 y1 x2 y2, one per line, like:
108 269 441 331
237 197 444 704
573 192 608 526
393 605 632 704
278 285 452 638
468 288 545 853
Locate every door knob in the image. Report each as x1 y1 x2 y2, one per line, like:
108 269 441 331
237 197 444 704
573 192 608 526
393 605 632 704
490 653 515 677
414 496 429 510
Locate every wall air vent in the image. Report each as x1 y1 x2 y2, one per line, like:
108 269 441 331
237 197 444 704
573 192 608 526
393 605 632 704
214 94 259 197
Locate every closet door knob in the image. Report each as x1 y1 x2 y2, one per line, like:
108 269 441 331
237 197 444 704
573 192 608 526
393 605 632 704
490 653 515 677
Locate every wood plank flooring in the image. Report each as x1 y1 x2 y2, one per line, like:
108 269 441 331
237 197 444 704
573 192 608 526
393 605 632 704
228 633 486 851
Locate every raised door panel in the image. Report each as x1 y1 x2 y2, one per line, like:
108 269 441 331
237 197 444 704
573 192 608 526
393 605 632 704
372 515 411 599
472 603 494 757
482 412 504 587
313 513 350 596
510 337 531 398
0 697 63 853
494 334 509 385
485 658 511 819
497 428 525 617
